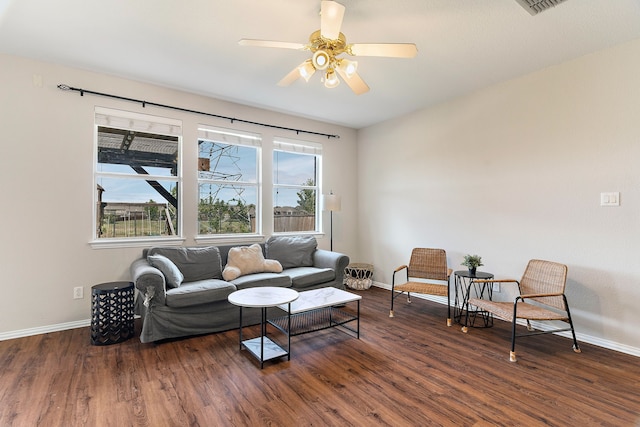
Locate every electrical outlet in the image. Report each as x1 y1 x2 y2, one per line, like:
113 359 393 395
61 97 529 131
492 282 500 293
73 287 84 299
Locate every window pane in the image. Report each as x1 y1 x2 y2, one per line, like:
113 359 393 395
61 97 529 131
198 141 257 182
273 187 316 232
96 177 178 238
97 127 178 177
198 183 257 234
273 150 316 186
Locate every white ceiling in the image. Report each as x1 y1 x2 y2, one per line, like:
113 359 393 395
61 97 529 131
2 0 640 129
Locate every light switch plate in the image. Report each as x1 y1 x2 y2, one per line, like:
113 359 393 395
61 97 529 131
600 192 620 207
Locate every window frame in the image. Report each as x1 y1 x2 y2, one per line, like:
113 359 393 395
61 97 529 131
91 107 183 248
272 137 323 235
195 125 262 241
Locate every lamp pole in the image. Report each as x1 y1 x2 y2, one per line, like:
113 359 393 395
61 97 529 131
323 191 341 252
330 209 334 251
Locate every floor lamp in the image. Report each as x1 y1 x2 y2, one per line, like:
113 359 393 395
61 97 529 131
323 191 341 251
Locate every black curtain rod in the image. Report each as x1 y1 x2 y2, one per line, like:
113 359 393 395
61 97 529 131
57 84 340 139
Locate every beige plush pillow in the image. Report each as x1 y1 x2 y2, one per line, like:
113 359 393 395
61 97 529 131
223 244 283 281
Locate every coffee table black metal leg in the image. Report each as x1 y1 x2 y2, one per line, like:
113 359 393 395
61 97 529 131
287 302 291 361
238 306 243 350
260 307 266 369
357 300 360 339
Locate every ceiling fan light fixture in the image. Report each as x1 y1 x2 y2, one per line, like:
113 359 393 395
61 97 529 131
338 58 358 78
312 50 330 70
298 60 316 82
239 0 416 94
324 69 340 88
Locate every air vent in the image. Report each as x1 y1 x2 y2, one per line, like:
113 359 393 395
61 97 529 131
515 0 569 15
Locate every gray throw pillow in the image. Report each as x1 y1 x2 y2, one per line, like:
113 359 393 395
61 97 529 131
265 235 317 269
148 246 224 282
148 254 184 288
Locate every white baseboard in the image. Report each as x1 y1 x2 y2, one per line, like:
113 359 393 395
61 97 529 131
0 319 91 342
375 282 640 358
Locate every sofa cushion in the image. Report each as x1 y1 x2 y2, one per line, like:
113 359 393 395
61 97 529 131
265 235 317 269
165 279 236 308
147 254 184 288
223 244 283 281
280 267 335 289
231 272 292 290
148 246 223 282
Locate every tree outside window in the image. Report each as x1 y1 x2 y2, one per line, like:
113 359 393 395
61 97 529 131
273 139 321 233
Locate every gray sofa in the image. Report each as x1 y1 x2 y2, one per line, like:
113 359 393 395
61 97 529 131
130 235 350 343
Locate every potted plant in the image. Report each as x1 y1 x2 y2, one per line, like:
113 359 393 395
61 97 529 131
461 254 483 275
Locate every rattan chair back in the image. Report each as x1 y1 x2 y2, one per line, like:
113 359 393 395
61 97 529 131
408 248 449 281
520 259 568 310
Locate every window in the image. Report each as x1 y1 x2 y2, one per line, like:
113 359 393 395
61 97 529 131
197 126 261 236
273 138 322 233
94 108 182 240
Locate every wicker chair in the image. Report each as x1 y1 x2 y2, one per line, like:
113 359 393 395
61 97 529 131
467 259 581 362
389 248 453 326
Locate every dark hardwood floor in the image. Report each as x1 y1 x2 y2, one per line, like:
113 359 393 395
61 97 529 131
1 286 639 426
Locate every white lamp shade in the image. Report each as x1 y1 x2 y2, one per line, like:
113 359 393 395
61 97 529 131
338 58 358 78
323 193 341 211
298 60 316 82
324 69 340 88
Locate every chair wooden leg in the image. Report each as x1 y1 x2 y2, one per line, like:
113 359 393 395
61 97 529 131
526 320 534 331
510 303 519 362
407 292 411 304
446 287 451 327
564 295 581 354
390 287 395 317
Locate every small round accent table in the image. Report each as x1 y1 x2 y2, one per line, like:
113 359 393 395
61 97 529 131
344 263 374 290
453 270 494 332
228 287 299 368
90 281 135 345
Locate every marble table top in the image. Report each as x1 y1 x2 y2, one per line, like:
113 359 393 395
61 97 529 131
279 287 361 314
228 286 299 308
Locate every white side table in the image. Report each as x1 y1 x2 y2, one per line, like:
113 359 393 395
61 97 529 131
228 287 299 368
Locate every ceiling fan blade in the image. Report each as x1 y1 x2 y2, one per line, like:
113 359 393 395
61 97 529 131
320 1 346 40
336 67 370 95
239 39 306 50
277 61 308 86
349 43 418 58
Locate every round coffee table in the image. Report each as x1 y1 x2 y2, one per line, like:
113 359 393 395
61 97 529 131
228 287 299 368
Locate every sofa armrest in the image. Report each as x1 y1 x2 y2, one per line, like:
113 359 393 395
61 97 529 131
313 249 350 286
130 258 167 306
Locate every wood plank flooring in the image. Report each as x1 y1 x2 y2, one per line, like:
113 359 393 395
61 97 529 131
1 286 639 426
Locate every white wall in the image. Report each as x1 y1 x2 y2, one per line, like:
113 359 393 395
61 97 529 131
357 39 640 355
0 54 357 336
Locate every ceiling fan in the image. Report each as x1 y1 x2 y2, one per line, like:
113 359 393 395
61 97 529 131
238 0 418 95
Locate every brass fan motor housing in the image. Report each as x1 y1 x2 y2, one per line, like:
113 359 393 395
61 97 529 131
308 30 351 56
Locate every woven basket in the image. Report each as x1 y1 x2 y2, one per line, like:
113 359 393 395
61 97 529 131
344 263 374 290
